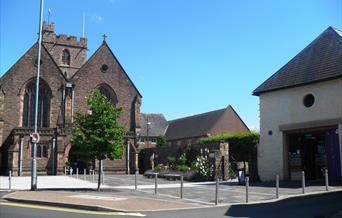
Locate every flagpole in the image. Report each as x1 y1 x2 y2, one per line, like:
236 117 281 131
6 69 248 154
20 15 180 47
31 0 44 191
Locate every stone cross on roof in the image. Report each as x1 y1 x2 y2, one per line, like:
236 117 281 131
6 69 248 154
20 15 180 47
102 34 107 42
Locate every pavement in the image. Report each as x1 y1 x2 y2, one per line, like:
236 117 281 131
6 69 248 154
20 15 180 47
0 175 112 190
1 191 342 218
1 174 342 213
2 191 206 212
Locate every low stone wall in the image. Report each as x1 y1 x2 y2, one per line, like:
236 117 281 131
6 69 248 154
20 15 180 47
139 142 229 180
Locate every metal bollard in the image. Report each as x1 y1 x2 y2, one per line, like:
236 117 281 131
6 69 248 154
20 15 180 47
154 173 158 195
92 170 95 183
84 169 86 180
245 176 249 203
70 168 73 176
8 170 12 190
215 178 219 205
135 171 138 191
276 175 279 199
76 168 79 179
64 167 67 176
325 169 329 191
180 176 183 199
302 171 305 194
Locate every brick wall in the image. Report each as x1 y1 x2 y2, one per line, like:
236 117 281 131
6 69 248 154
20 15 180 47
0 44 65 147
42 21 87 79
0 30 142 175
72 42 141 132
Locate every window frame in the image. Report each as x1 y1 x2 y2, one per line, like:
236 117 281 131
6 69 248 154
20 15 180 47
37 145 42 158
42 146 48 158
97 84 118 106
62 49 71 66
21 80 51 128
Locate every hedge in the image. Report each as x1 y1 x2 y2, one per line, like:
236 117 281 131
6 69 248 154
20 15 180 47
197 131 260 161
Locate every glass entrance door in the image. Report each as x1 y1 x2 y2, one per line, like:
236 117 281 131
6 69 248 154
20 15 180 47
288 131 327 180
326 128 341 184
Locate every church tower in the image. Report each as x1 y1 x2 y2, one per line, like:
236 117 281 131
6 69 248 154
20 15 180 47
42 21 87 78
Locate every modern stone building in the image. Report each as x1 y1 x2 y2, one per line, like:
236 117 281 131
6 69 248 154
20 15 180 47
253 27 342 183
0 22 142 175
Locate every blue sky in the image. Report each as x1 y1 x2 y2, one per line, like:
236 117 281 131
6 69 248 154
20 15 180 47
1 0 341 130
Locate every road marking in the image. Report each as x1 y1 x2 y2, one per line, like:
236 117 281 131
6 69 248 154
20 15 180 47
0 202 145 217
68 194 127 201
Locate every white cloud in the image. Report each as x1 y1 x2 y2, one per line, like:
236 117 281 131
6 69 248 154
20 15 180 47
94 15 103 23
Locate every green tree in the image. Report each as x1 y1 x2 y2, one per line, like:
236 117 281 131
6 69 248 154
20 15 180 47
71 90 125 190
156 135 167 147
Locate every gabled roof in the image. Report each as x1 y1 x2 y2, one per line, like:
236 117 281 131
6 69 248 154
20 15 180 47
0 43 67 84
253 27 342 96
164 107 227 140
140 113 168 137
71 41 142 97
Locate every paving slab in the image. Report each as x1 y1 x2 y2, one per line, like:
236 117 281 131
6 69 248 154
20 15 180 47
0 175 111 190
2 174 342 209
2 191 207 212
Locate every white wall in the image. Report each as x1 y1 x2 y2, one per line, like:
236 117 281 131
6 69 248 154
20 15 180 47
258 78 342 181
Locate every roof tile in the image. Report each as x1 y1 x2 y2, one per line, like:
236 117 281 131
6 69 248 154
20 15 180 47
253 27 342 95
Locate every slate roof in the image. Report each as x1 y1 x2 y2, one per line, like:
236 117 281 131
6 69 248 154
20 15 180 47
253 27 342 96
164 108 226 140
140 113 168 137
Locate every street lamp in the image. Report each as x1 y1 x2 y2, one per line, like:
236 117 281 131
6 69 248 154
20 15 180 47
146 121 151 148
31 0 45 191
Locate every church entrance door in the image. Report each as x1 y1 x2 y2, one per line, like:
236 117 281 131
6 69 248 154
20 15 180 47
68 146 90 173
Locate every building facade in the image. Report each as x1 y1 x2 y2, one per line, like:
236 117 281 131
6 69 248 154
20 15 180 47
164 105 249 146
137 113 168 149
253 27 342 183
0 22 142 175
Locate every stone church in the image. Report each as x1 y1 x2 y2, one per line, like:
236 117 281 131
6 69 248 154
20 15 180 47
0 22 142 175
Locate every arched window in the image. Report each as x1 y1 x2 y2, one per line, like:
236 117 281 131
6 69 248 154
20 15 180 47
37 145 42 158
97 84 118 105
62 49 70 66
43 146 48 158
22 80 51 128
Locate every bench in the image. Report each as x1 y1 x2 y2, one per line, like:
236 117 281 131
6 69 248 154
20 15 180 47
144 172 158 178
164 174 181 181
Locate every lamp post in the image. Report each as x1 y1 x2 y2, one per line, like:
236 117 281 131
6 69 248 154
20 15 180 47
31 0 44 191
146 121 151 147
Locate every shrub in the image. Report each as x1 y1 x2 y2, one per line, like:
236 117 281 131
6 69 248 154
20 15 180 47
184 144 197 165
197 131 259 161
154 163 168 172
175 165 191 172
156 135 167 147
179 153 187 165
167 156 177 170
191 155 213 181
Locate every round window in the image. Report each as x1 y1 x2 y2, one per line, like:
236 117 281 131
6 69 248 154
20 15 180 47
303 94 315 108
101 64 108 72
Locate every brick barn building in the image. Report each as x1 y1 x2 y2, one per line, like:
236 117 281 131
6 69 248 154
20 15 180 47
0 22 142 175
165 106 249 146
137 106 249 148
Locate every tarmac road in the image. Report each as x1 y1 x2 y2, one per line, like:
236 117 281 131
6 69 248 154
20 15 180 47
145 191 342 218
1 191 341 218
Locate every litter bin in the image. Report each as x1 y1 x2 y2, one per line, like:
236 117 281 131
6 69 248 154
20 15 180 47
238 171 245 184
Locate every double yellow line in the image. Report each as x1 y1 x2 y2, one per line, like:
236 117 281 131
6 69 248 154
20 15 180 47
0 201 146 217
